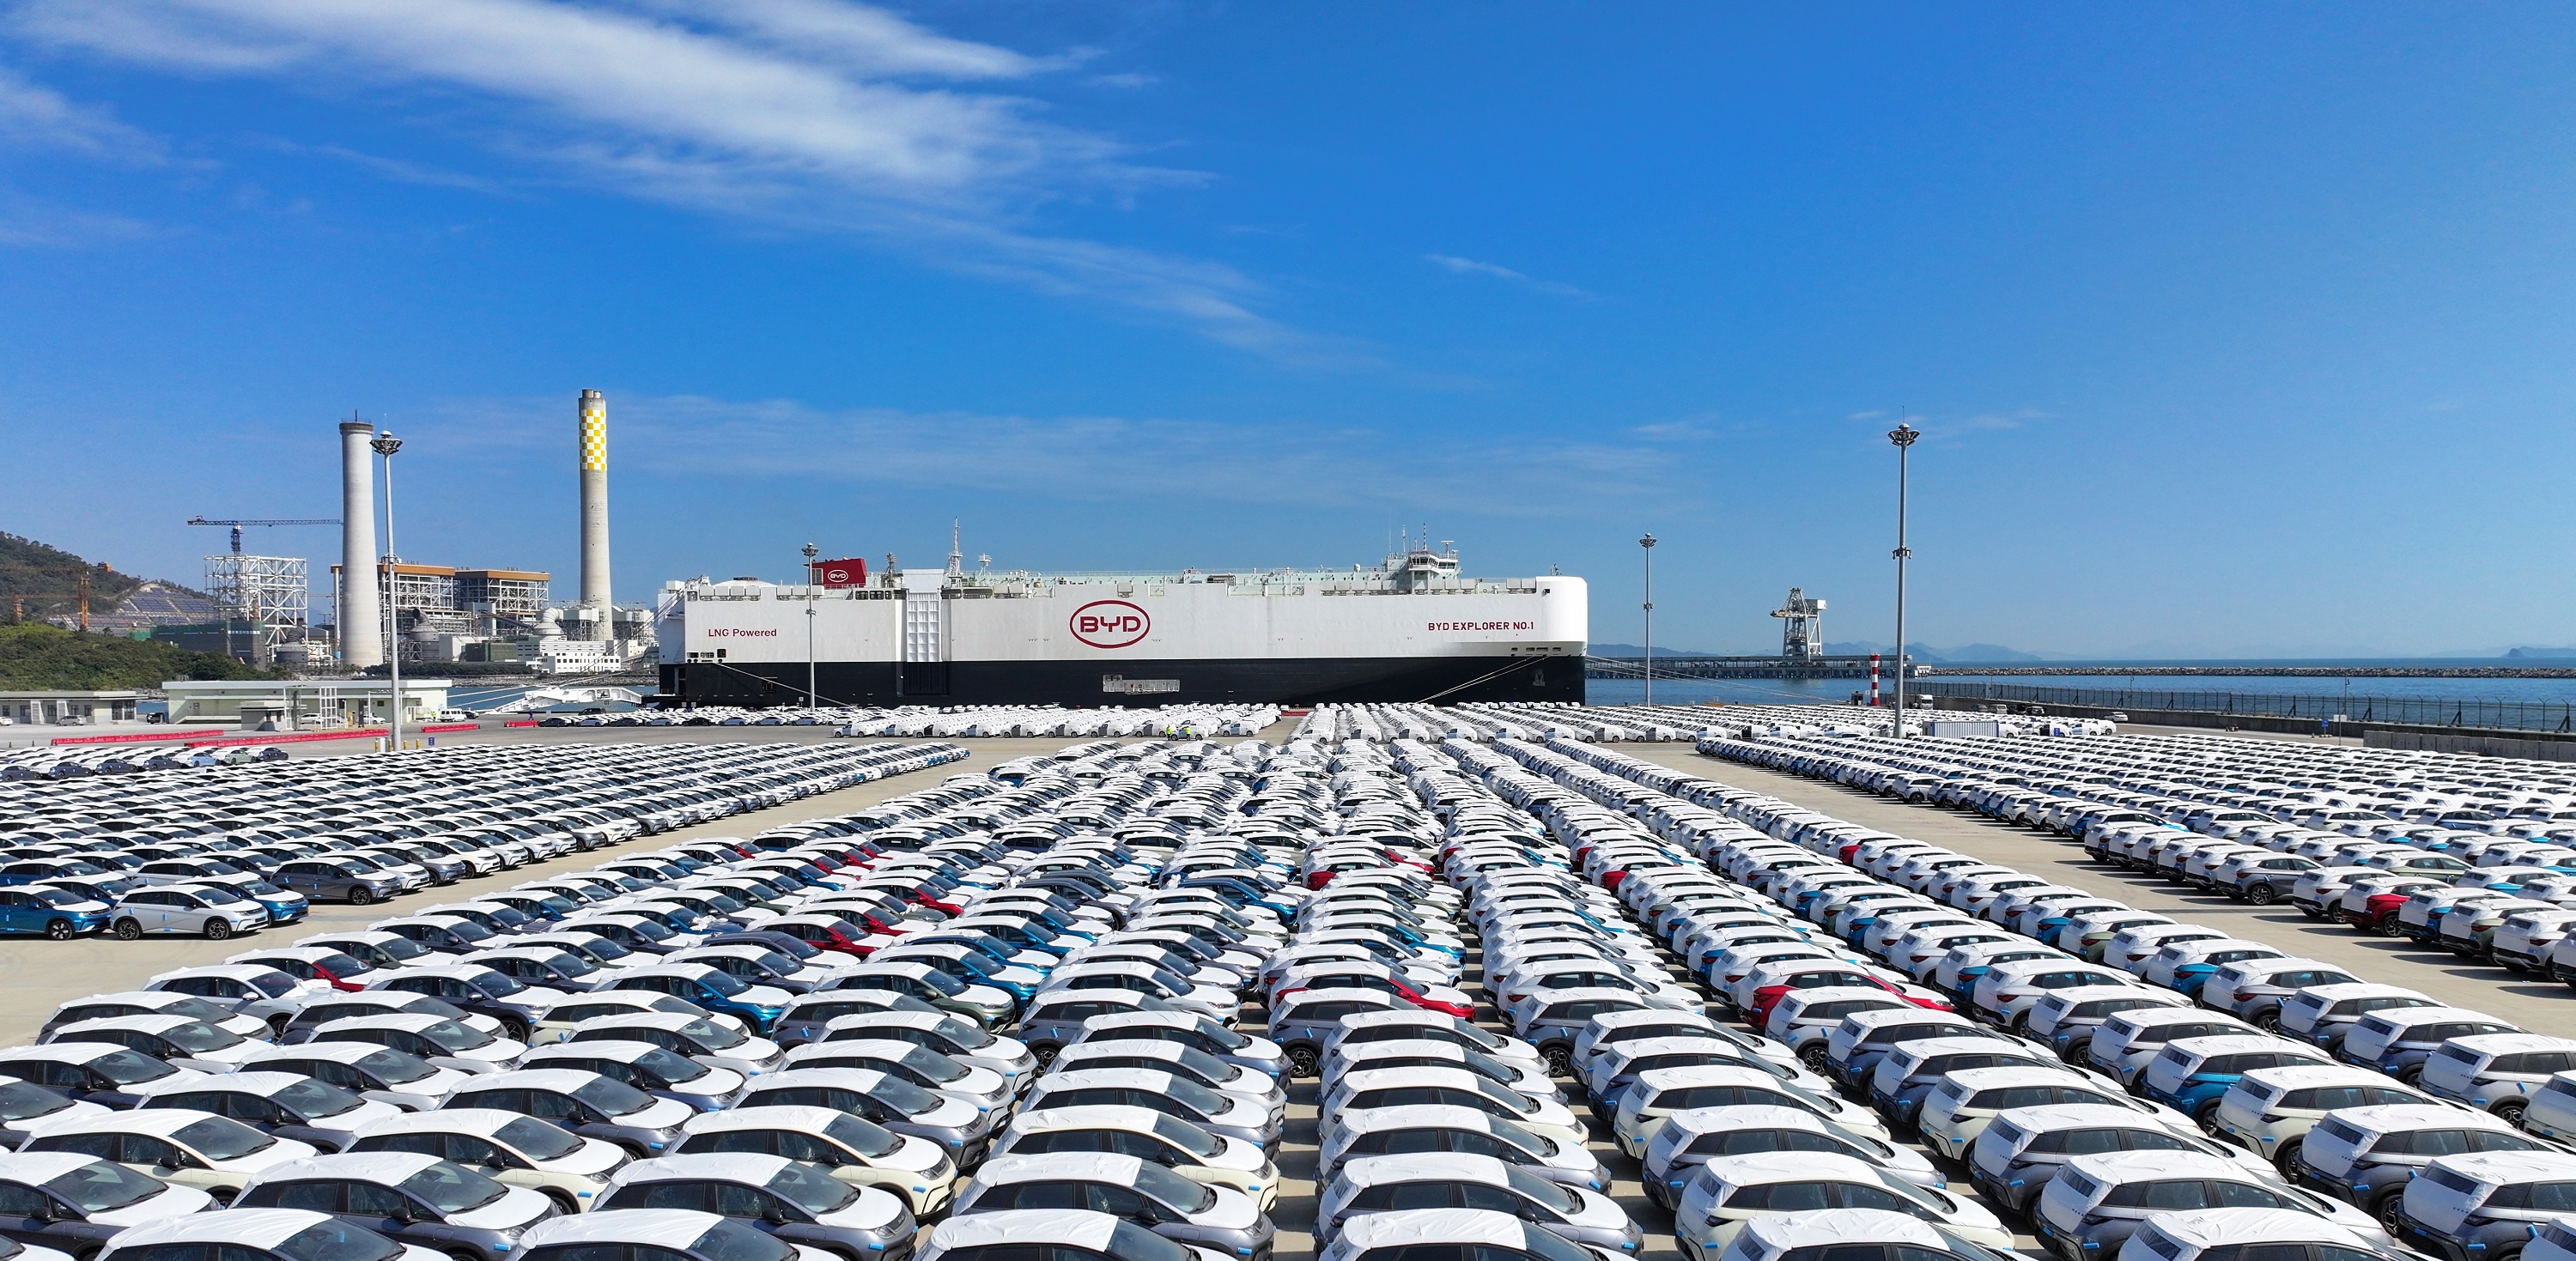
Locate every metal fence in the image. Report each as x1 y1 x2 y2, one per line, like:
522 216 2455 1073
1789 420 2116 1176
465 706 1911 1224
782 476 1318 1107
1914 680 2576 733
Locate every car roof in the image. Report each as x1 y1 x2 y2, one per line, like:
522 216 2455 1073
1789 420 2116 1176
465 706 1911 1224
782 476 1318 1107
1990 1103 2184 1132
2427 1151 2576 1183
1741 1209 1948 1252
1699 1151 1879 1185
258 1151 444 1184
102 1206 332 1251
2063 1149 2251 1181
523 1208 723 1246
35 1107 220 1137
679 1105 855 1136
242 1043 388 1065
1335 1207 1526 1251
0 1150 112 1182
532 1041 660 1064
1941 1066 2103 1091
356 1108 528 1138
617 1153 791 1183
1659 1106 1832 1137
2143 1207 2366 1250
974 1153 1143 1185
923 1209 1121 1251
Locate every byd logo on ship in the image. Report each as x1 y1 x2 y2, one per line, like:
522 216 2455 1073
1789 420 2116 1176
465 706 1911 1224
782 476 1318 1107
1071 600 1151 649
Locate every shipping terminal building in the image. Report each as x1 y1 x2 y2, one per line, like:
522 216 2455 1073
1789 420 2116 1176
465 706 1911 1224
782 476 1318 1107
653 543 1589 708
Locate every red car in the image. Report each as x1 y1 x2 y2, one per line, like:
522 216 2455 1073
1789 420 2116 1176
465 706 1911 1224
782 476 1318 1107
1749 972 1949 1026
1276 972 1473 1020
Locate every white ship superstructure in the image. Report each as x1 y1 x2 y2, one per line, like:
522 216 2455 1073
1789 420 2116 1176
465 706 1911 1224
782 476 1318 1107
654 543 1588 707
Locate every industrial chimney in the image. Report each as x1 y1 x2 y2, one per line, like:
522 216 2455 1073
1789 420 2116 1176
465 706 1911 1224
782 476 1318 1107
578 389 611 640
339 420 383 668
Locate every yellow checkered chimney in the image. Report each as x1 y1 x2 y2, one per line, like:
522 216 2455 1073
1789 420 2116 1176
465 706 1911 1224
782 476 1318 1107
578 389 611 634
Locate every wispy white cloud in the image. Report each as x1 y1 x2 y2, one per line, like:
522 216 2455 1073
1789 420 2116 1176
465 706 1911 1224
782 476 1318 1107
1630 419 1713 440
0 191 153 246
0 62 159 159
422 391 1715 516
3 0 1321 353
1425 252 1591 300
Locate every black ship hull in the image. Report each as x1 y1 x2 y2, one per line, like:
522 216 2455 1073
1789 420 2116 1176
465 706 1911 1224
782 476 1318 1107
657 653 1581 709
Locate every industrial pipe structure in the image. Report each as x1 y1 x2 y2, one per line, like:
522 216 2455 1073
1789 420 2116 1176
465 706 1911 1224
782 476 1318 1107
578 389 611 640
338 420 382 668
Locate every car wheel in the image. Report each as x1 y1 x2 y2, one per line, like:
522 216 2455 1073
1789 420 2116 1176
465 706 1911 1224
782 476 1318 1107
2246 884 2278 906
2255 1009 2282 1034
501 1017 532 1042
112 918 143 941
1286 1045 1321 1078
1799 1044 1832 1071
541 1189 580 1216
2274 1140 2303 1175
2374 1193 2405 1234
43 918 73 940
2495 1100 2528 1126
2193 1100 2224 1131
1541 1044 1574 1078
349 888 375 906
207 1186 238 1207
204 918 234 940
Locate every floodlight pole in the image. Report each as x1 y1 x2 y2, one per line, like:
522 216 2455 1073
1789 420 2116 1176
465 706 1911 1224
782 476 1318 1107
802 543 819 711
1888 422 1919 737
371 430 405 749
1639 533 1657 707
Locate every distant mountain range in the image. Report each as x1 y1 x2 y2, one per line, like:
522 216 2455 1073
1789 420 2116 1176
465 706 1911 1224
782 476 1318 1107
1589 640 2045 663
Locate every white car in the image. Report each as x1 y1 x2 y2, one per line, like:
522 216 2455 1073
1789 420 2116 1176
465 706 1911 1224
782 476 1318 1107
1672 1151 2010 1259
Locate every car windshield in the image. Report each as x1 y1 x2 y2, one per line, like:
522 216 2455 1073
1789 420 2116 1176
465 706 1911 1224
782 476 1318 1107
764 1161 858 1214
1483 1114 1559 1157
352 1050 437 1085
864 1076 941 1114
32 889 92 909
418 1021 496 1052
0 1081 74 1123
696 970 750 997
1141 1114 1224 1158
571 1076 655 1117
620 918 675 943
173 1116 277 1161
933 1018 993 1050
470 972 529 997
540 953 598 979
490 1117 586 1161
1133 1160 1218 1214
895 1048 965 1082
276 1218 405 1261
677 1019 746 1051
194 887 248 906
161 1022 246 1053
817 1113 902 1158
635 1048 709 1084
86 1050 176 1084
574 938 636 963
1106 1223 1189 1261
311 953 372 979
690 1218 795 1261
402 1161 508 1213
1515 1225 1597 1261
250 1073 365 1120
1161 1078 1229 1115
372 937 434 963
44 1159 165 1211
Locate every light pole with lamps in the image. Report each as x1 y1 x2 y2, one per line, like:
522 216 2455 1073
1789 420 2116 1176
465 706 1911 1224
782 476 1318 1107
1887 421 1918 737
370 430 405 750
1639 532 1657 707
801 543 819 710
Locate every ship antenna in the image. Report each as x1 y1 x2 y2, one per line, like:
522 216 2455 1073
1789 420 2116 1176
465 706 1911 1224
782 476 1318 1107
946 519 963 577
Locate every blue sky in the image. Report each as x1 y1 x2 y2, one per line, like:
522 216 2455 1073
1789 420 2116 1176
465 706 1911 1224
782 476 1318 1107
3 3 2574 657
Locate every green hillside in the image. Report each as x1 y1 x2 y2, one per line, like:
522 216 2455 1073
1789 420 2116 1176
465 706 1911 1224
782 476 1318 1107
0 531 143 625
0 623 270 689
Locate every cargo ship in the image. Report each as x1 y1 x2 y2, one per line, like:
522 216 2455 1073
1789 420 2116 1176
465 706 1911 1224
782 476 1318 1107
653 543 1588 707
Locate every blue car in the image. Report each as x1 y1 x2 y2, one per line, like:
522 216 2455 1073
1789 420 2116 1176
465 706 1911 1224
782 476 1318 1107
0 885 111 937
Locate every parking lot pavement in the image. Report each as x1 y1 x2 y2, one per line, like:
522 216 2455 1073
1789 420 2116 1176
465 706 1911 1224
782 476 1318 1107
0 736 1103 1046
1615 742 2576 1030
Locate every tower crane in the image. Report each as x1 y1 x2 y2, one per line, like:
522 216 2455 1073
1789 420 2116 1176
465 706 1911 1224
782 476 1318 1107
185 517 341 554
